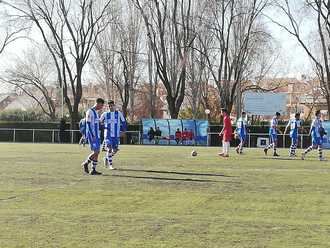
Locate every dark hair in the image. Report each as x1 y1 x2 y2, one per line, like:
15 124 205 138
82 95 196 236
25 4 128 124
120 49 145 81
315 110 321 116
295 112 300 117
242 111 246 115
275 112 281 116
108 100 115 105
221 108 228 114
96 98 105 104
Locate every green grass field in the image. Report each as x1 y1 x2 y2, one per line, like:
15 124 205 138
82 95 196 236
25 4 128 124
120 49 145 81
1 143 330 248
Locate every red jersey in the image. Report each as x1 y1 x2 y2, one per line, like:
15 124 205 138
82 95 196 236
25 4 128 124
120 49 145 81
222 114 232 142
182 131 188 140
187 131 194 140
175 131 182 139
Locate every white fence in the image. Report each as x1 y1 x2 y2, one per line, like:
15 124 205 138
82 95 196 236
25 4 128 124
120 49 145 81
0 128 313 148
207 132 311 148
0 128 141 144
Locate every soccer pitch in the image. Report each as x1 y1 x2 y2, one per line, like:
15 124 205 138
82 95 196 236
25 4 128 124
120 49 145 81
1 144 330 248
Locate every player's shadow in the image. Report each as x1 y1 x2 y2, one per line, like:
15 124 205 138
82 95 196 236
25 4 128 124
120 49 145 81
260 157 298 161
103 174 240 184
115 168 234 178
109 174 220 183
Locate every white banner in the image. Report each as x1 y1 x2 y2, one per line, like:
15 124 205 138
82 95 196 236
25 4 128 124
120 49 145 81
243 92 287 115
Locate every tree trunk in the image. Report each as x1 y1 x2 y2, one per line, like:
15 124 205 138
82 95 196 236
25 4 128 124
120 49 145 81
167 95 179 119
122 101 129 119
326 94 330 119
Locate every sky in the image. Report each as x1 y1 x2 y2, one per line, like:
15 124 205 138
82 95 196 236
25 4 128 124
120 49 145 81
0 0 316 93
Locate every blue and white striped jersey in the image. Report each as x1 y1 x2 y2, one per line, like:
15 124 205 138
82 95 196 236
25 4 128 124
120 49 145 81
100 111 127 139
311 118 323 138
236 117 247 137
269 116 278 135
85 108 100 138
286 119 301 138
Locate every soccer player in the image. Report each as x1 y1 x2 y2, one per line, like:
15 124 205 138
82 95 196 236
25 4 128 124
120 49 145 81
81 98 105 175
264 112 281 157
302 110 327 161
100 100 127 170
235 111 248 154
78 117 87 147
284 113 302 157
219 108 232 157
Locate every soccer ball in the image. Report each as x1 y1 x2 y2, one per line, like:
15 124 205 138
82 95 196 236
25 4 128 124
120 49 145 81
191 150 198 157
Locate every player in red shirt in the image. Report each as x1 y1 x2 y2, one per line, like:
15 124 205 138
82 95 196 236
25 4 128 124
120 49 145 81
219 108 232 157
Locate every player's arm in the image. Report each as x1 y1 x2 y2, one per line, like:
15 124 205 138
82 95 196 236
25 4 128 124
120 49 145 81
99 112 105 125
86 110 96 139
274 120 282 134
284 121 290 134
220 117 228 135
119 112 127 132
309 120 315 136
219 126 224 135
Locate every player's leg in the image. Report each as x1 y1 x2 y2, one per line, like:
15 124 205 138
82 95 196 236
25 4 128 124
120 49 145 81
235 143 240 154
235 135 241 154
101 139 107 152
89 138 102 175
110 139 119 169
103 138 110 168
318 144 323 160
225 141 230 157
81 133 95 173
81 153 94 173
289 137 297 157
239 136 245 154
302 138 316 160
272 134 279 156
219 140 226 156
264 135 274 155
317 138 326 161
106 145 113 169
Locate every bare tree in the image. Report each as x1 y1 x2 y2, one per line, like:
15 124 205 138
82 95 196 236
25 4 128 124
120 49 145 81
271 0 330 116
0 3 28 55
185 1 213 118
146 36 159 118
93 0 142 120
195 0 271 114
0 46 57 119
4 0 113 127
134 0 196 119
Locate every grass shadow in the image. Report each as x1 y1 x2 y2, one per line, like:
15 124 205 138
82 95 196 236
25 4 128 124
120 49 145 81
259 157 299 161
115 168 235 178
106 174 216 182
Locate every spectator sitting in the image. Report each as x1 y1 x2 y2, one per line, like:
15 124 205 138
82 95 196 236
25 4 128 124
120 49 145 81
182 128 188 145
175 128 182 144
188 129 195 145
155 127 162 145
148 127 155 143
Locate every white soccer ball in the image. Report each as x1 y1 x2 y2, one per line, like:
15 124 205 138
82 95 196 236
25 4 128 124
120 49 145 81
191 150 198 157
205 109 211 115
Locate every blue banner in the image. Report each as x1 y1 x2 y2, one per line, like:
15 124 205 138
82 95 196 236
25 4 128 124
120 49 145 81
195 120 209 145
168 119 183 145
142 119 209 146
322 121 330 149
142 119 156 145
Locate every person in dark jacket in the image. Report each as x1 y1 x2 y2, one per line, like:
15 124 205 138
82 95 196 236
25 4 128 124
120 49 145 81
155 127 162 144
148 127 155 143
